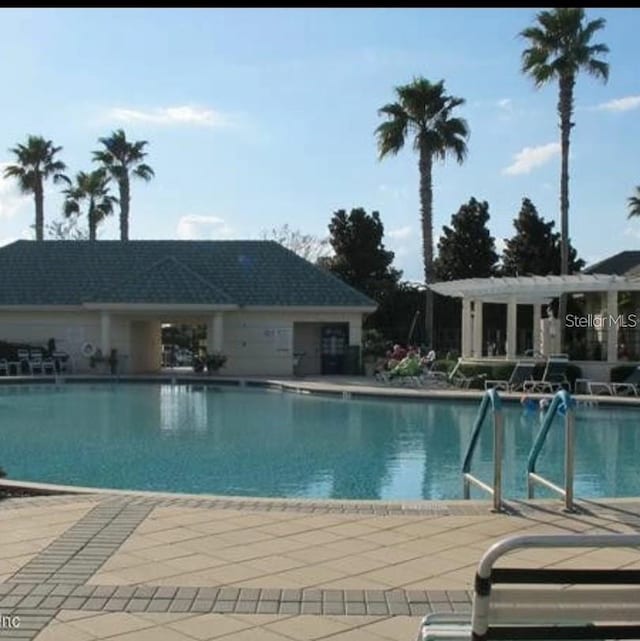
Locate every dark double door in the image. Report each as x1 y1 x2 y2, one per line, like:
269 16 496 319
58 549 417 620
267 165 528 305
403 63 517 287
321 325 348 375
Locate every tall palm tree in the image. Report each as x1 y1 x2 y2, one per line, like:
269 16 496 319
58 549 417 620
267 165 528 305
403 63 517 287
628 187 640 219
3 135 69 241
93 129 154 241
520 8 608 344
62 169 117 241
375 77 469 345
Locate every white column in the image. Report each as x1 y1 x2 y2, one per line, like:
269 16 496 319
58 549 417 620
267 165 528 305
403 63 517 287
100 311 111 355
607 290 618 362
348 320 362 347
472 300 483 357
506 296 517 360
461 298 472 359
207 312 224 353
532 303 542 357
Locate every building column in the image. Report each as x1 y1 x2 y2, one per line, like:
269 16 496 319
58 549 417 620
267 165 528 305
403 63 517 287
506 296 517 360
532 303 542 357
207 312 224 353
472 300 483 357
461 298 472 359
607 290 618 362
100 311 111 355
348 320 362 347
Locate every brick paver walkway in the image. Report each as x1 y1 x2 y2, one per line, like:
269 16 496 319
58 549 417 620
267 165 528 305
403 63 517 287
1 493 640 640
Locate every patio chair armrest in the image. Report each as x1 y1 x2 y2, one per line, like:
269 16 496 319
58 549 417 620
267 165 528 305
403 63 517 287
484 379 508 391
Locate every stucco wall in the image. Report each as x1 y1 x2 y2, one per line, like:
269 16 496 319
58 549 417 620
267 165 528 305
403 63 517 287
222 310 364 376
0 311 129 373
0 309 365 376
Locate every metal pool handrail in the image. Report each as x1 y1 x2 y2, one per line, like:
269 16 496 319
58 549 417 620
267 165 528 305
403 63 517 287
462 388 504 512
527 388 576 511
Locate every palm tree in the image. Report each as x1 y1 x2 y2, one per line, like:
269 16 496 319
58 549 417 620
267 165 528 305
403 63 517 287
375 77 469 345
628 187 640 219
3 135 69 241
520 8 608 344
62 169 117 241
93 129 154 241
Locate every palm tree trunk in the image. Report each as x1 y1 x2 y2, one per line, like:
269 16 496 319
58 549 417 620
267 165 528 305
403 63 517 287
119 176 130 241
557 74 575 351
419 145 435 347
89 202 96 241
34 178 44 242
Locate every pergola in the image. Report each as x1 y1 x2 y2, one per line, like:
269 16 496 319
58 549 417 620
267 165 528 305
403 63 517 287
430 273 640 361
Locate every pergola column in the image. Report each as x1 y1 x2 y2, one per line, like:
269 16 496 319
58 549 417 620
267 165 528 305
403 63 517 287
472 300 483 357
100 311 111 355
607 290 618 362
506 296 517 360
461 298 472 359
207 312 224 353
532 303 542 357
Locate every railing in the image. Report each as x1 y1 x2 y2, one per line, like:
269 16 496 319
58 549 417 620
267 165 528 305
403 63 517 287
462 388 504 512
527 389 576 511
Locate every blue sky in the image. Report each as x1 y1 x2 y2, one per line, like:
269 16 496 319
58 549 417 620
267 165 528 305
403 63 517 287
0 8 638 282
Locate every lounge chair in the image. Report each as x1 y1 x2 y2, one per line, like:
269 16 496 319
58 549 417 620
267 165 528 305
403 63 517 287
29 349 44 375
16 348 30 374
587 365 640 397
53 351 72 374
612 365 640 396
484 360 535 392
449 359 486 389
522 355 570 393
418 532 640 641
0 358 8 376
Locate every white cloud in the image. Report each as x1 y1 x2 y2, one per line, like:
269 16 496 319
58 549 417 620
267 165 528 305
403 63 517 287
623 225 640 240
0 163 31 219
497 98 512 111
387 225 412 240
176 215 236 240
106 105 232 128
596 96 640 113
502 142 560 176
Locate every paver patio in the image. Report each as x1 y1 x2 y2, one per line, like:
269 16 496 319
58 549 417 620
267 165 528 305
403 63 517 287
0 493 639 640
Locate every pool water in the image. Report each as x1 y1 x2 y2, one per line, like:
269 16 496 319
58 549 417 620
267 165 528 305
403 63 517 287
1 384 638 500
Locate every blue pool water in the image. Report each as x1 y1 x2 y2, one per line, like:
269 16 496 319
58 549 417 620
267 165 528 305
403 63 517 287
1 383 639 500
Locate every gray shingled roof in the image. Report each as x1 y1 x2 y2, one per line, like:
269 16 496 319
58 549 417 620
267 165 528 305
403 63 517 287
584 251 640 276
0 241 376 308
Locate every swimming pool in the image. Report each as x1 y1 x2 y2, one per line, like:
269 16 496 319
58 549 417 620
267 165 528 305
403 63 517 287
1 383 638 500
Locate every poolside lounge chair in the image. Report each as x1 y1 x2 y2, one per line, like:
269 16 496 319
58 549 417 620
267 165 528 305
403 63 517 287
484 360 535 392
612 364 640 396
53 351 72 374
29 349 44 375
16 348 30 374
522 355 570 393
418 532 640 641
0 358 8 376
449 359 486 389
587 365 640 397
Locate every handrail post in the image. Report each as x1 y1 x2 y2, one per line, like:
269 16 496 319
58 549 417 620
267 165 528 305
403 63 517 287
565 404 575 511
492 409 503 512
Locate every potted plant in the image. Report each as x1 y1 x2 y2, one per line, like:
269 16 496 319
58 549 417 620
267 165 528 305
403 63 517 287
205 351 227 374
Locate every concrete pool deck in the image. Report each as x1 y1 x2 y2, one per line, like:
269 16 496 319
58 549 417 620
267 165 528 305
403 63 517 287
2 492 640 641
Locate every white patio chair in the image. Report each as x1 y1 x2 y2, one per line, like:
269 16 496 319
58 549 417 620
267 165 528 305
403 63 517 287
418 533 640 641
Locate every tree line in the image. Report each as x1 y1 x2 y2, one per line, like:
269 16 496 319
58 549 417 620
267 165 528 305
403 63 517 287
3 130 153 241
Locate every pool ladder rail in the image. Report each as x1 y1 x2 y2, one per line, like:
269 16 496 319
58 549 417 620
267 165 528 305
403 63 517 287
462 388 576 512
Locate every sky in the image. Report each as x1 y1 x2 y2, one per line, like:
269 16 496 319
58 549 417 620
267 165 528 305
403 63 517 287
0 8 638 282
